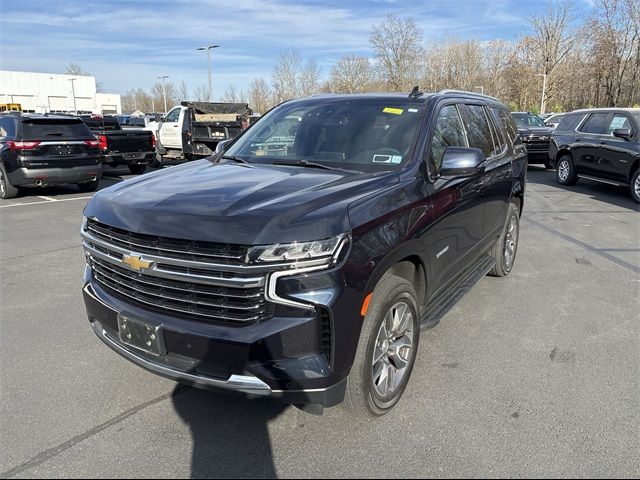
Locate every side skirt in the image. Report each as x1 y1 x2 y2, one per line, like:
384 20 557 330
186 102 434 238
420 253 495 330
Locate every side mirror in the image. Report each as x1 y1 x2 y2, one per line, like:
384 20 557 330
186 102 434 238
612 128 632 140
440 147 486 177
215 139 232 153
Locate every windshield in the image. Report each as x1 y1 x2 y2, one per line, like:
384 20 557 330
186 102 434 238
512 113 546 128
225 98 425 173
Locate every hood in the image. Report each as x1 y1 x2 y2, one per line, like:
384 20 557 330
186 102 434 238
84 160 398 245
518 126 553 136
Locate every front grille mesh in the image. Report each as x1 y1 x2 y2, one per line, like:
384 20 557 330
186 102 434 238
84 220 273 324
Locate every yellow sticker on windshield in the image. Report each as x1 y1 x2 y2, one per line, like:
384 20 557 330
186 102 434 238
383 107 404 115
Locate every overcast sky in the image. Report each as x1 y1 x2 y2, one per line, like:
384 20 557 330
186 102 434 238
0 0 595 98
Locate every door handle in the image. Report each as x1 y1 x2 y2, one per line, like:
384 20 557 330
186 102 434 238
172 125 179 128
574 138 582 142
599 140 607 145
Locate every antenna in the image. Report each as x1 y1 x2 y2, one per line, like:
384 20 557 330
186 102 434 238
409 86 423 99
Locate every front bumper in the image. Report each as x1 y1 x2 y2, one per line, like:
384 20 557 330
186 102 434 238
82 265 355 407
8 165 102 187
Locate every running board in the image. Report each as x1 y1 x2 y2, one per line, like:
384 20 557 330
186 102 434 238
420 253 495 330
577 175 628 187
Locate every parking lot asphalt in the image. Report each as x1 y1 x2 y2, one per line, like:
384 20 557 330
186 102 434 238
1 165 639 479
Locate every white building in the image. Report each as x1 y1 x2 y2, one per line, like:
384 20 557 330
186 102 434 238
0 70 121 114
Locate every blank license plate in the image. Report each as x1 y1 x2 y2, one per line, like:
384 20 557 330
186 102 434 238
117 313 165 356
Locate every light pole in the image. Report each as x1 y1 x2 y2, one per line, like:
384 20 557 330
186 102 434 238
536 73 547 115
68 78 77 114
157 75 169 113
197 45 219 101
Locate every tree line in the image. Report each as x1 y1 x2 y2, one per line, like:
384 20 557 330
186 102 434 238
122 0 639 115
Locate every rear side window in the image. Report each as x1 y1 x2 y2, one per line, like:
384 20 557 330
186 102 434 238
556 114 585 132
461 104 495 157
429 105 467 172
81 116 120 131
487 108 509 156
580 113 611 134
0 118 16 140
19 118 94 140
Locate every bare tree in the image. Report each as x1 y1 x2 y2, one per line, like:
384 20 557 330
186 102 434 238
272 50 303 102
65 63 104 92
300 59 322 96
221 85 247 103
151 81 178 112
329 55 374 93
370 14 424 91
193 85 209 102
249 78 273 114
178 81 189 102
526 0 576 109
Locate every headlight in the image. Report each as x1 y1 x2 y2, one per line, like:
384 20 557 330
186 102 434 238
247 233 349 264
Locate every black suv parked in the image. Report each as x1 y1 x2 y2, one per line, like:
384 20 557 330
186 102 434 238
81 90 527 416
549 108 640 203
512 112 554 168
0 113 102 199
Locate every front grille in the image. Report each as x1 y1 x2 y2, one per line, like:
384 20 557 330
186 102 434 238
86 219 247 265
83 220 273 324
523 137 550 151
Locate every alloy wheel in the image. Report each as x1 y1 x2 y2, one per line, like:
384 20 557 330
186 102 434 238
635 174 640 199
558 160 570 182
504 213 519 271
0 171 5 196
371 301 415 398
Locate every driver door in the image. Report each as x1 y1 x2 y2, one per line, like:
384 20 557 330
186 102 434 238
427 103 486 290
159 107 182 149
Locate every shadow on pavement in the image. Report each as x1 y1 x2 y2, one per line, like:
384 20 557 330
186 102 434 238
526 166 639 212
172 386 286 479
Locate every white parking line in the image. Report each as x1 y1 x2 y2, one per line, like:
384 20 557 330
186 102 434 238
37 196 58 202
0 196 93 209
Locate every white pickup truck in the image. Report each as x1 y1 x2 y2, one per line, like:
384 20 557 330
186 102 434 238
156 102 253 162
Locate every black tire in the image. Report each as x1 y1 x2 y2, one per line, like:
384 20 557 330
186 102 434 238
488 202 520 277
128 164 147 175
630 169 640 204
77 179 99 193
0 163 19 199
149 154 162 169
345 274 420 418
556 154 578 186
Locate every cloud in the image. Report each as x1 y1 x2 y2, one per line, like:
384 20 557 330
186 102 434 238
0 0 592 96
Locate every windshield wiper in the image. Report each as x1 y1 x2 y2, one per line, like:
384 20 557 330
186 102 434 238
221 155 251 165
270 159 358 173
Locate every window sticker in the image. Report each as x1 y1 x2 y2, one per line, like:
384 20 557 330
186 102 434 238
373 154 403 164
609 116 627 130
383 107 404 115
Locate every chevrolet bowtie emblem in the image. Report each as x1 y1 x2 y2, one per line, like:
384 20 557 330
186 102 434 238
122 254 153 272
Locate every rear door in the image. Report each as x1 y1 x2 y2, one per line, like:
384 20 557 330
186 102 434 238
574 112 612 177
159 107 182 149
597 112 637 183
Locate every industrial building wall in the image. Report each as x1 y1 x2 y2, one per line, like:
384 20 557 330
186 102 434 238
0 70 121 114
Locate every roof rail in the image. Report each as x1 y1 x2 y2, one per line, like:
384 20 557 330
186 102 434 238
438 89 501 102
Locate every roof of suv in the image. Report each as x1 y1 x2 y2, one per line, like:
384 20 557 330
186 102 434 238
570 107 640 114
294 90 507 109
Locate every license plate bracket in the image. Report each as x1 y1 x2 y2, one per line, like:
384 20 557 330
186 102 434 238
117 313 166 356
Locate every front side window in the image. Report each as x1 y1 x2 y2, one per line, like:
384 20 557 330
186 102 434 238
462 104 495 158
165 108 181 123
429 105 467 172
226 98 425 174
607 114 632 135
580 113 611 134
